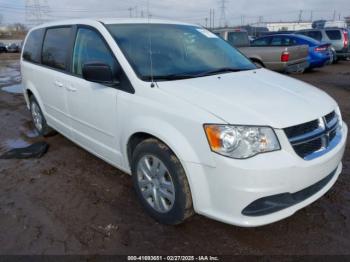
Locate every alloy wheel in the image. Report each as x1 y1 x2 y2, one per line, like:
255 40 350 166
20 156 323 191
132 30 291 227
136 155 175 213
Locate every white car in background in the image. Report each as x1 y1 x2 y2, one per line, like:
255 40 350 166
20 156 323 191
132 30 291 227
21 19 347 227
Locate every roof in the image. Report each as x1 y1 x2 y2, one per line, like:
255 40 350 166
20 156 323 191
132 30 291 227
30 18 196 31
213 28 248 33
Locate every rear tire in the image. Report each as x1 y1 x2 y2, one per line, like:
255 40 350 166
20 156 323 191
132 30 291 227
29 96 56 137
131 138 194 225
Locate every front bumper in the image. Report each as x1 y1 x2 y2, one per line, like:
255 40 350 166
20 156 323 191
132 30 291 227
184 122 347 227
336 50 350 59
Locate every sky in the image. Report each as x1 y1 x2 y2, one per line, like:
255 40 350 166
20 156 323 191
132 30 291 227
0 0 350 27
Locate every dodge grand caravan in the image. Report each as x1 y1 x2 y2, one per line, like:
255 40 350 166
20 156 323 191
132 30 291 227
21 19 347 227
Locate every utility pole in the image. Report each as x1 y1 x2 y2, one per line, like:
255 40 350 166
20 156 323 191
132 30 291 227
213 9 215 28
209 9 212 29
218 0 228 27
257 15 263 27
298 10 303 23
128 7 133 18
333 10 336 21
205 17 208 28
210 8 215 29
241 15 245 26
310 11 313 22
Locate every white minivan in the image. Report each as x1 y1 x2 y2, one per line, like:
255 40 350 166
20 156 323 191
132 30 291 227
21 18 347 227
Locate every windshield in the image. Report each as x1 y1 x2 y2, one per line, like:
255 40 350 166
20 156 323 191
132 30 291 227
106 24 256 81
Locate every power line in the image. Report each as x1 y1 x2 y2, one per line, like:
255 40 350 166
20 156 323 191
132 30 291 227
25 0 50 25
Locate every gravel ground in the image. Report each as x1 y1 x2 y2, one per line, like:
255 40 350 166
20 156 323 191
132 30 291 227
0 54 349 255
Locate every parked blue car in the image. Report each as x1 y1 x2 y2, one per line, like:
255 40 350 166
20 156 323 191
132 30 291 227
252 34 331 69
291 34 331 69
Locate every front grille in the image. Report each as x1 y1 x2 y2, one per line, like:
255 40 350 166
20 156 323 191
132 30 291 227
325 111 335 124
284 119 319 138
293 138 323 158
284 111 341 160
329 129 337 141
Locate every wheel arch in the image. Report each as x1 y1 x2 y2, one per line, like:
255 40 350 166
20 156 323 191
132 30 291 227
122 117 216 171
250 57 265 67
23 81 45 113
125 129 203 213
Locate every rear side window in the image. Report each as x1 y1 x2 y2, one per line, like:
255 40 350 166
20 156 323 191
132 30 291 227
325 30 342 40
22 29 44 63
271 36 297 46
42 27 71 70
252 37 270 46
300 31 323 41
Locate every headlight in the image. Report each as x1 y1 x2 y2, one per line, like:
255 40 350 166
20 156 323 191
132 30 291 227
204 124 280 159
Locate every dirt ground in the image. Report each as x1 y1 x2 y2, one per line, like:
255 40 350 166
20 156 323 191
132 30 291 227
0 53 350 255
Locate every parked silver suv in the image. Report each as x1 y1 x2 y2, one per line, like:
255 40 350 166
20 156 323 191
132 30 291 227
298 28 350 60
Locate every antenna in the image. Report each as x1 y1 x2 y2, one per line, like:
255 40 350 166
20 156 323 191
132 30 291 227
147 0 155 87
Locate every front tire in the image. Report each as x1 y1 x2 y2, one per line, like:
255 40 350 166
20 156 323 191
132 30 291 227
131 138 194 225
29 96 55 137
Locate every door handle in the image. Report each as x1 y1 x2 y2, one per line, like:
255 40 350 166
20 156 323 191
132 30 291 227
65 86 77 92
54 81 63 88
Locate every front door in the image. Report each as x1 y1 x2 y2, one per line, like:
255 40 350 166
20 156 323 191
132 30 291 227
66 27 122 165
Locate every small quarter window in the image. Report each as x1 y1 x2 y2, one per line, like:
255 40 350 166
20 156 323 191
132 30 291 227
22 29 44 63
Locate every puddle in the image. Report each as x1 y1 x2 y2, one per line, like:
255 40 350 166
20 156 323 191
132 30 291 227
24 129 39 138
0 61 22 87
0 123 41 154
0 76 12 84
2 84 23 94
3 139 31 149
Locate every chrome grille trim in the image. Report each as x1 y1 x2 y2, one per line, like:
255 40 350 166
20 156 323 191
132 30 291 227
284 111 342 160
303 132 342 160
288 118 325 144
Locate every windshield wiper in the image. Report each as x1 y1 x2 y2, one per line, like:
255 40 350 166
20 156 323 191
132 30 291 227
141 68 250 81
193 67 249 77
142 74 198 81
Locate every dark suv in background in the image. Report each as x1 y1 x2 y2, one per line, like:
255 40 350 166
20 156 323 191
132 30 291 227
0 42 7 53
298 28 350 60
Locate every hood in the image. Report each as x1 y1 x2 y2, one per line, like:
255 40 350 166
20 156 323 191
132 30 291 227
157 69 337 128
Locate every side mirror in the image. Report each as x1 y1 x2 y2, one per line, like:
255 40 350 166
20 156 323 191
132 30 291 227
82 62 119 86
